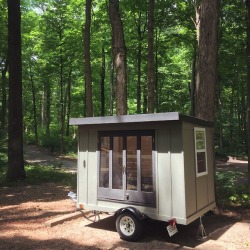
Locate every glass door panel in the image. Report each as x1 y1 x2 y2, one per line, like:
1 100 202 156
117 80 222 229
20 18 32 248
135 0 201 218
141 136 153 192
112 136 123 189
99 137 110 188
98 131 155 206
126 136 137 190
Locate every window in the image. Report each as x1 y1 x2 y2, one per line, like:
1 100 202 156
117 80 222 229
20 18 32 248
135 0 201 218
97 130 156 205
99 137 110 188
194 128 207 177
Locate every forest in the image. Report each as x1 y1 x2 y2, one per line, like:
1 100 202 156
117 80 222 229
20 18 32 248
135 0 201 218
0 0 249 181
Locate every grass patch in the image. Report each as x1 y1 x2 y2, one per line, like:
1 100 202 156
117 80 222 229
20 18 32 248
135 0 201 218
216 171 250 208
0 164 77 191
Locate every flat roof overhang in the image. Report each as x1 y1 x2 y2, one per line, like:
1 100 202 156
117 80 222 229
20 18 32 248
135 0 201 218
69 112 213 127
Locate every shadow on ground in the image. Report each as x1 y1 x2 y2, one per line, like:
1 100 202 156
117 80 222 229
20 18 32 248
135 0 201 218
86 211 240 249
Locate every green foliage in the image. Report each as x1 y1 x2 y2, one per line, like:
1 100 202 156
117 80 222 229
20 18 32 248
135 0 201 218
0 164 76 190
0 0 249 157
216 171 250 208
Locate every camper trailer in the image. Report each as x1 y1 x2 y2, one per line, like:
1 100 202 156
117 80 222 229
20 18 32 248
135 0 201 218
69 112 216 241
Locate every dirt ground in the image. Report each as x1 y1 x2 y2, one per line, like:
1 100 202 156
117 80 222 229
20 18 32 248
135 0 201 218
0 145 250 250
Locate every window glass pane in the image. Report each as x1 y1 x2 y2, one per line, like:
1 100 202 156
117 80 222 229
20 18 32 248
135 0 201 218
141 136 153 192
126 136 137 190
197 152 206 173
196 130 205 150
112 136 123 189
99 137 109 188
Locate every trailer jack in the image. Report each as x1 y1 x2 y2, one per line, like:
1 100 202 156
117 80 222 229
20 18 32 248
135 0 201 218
196 216 207 240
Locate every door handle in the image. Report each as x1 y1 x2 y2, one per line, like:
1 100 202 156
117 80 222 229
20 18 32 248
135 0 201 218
122 165 126 174
83 160 86 168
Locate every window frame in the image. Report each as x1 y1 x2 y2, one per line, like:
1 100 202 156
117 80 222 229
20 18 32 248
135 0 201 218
194 127 208 177
97 130 156 206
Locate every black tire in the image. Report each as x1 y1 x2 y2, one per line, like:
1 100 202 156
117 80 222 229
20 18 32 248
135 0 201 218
115 212 142 241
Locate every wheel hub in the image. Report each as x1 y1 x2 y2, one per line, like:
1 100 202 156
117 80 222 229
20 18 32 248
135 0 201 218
120 216 135 236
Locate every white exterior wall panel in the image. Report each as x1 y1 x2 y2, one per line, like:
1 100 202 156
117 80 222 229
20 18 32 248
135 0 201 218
87 131 98 206
182 122 197 217
78 128 88 206
157 129 172 218
170 127 186 220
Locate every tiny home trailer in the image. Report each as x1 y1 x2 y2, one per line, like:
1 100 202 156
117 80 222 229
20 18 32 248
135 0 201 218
70 112 216 240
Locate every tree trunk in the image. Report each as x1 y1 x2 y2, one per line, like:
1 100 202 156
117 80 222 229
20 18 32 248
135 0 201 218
194 0 218 122
190 41 197 116
7 0 26 181
190 0 200 116
29 62 38 144
109 60 114 115
60 46 65 153
66 68 72 137
147 0 155 113
246 0 250 187
136 10 146 114
109 0 127 115
100 47 105 116
155 27 159 113
0 58 8 137
45 79 51 137
137 14 142 114
84 0 93 117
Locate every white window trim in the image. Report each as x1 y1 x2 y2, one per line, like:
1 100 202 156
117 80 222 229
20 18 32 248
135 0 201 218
194 127 208 177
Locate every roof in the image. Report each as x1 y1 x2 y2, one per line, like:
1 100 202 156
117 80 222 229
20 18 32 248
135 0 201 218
69 112 213 127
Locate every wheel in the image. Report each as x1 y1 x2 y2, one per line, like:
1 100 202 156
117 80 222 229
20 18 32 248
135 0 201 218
116 212 141 241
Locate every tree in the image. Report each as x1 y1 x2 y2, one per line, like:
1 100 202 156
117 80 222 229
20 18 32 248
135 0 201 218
0 58 8 136
147 0 155 113
0 0 8 138
109 0 127 115
190 0 200 116
246 0 250 187
194 0 219 122
84 0 93 117
100 47 106 116
6 0 26 180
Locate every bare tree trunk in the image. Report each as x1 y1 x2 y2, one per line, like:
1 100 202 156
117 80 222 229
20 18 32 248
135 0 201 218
190 0 200 116
143 85 147 114
100 47 105 116
84 0 93 117
135 10 146 114
246 0 250 187
109 0 127 115
109 60 114 115
147 0 155 113
45 79 51 137
29 62 38 144
59 46 65 153
194 0 218 122
66 68 72 137
155 27 159 113
7 0 26 181
190 41 197 116
0 58 8 137
40 89 45 127
137 13 142 114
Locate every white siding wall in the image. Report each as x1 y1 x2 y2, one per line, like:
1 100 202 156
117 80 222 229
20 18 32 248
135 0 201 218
157 129 172 217
170 127 186 220
87 131 98 206
78 128 88 205
182 122 197 217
